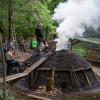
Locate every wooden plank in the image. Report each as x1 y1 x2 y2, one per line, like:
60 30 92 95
23 57 47 74
70 71 75 88
93 67 100 77
91 69 99 82
6 73 27 81
37 67 91 71
28 94 52 100
30 71 34 88
72 67 91 71
0 73 27 83
31 70 39 88
83 71 91 87
38 68 53 71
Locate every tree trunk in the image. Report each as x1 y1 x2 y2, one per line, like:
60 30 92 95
0 21 3 33
0 1 4 33
27 13 33 34
45 26 48 41
0 35 7 100
8 0 13 42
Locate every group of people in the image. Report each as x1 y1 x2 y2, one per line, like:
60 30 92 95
2 25 47 75
0 40 20 75
1 40 21 75
2 25 62 75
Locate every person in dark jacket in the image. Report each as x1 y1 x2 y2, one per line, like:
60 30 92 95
18 37 26 52
35 25 45 48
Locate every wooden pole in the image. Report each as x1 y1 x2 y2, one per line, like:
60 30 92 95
0 34 7 100
46 69 55 91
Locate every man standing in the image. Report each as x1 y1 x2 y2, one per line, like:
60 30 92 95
35 25 45 48
31 37 37 54
19 37 26 52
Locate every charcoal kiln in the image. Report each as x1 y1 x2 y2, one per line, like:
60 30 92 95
31 50 100 92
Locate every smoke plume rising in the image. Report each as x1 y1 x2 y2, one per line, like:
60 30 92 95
53 0 100 51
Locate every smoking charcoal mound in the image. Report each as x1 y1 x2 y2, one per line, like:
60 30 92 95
33 50 100 92
43 50 91 70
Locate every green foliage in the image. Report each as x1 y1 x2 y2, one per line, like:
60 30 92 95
8 96 15 100
14 0 55 36
0 89 3 98
31 1 56 31
73 42 87 57
0 0 66 39
41 0 66 13
0 89 15 100
0 0 8 39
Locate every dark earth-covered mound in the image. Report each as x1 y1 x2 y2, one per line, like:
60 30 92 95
33 50 100 92
42 50 91 70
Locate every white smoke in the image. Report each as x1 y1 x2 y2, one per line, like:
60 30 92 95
53 0 100 51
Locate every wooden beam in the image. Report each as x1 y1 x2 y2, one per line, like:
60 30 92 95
28 94 52 100
83 71 91 87
91 69 99 82
0 73 27 83
23 57 47 74
31 70 39 88
37 67 91 71
70 71 74 87
38 68 52 71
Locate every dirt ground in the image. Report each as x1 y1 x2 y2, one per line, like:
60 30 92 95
3 81 100 100
0 66 99 100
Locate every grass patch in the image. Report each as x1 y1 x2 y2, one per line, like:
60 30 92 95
73 42 86 57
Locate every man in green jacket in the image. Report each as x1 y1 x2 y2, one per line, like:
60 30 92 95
31 38 37 54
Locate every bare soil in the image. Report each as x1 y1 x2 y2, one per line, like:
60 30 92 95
7 65 100 100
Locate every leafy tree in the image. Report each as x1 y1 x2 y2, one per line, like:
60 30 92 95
0 0 66 40
0 0 8 39
41 0 66 13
